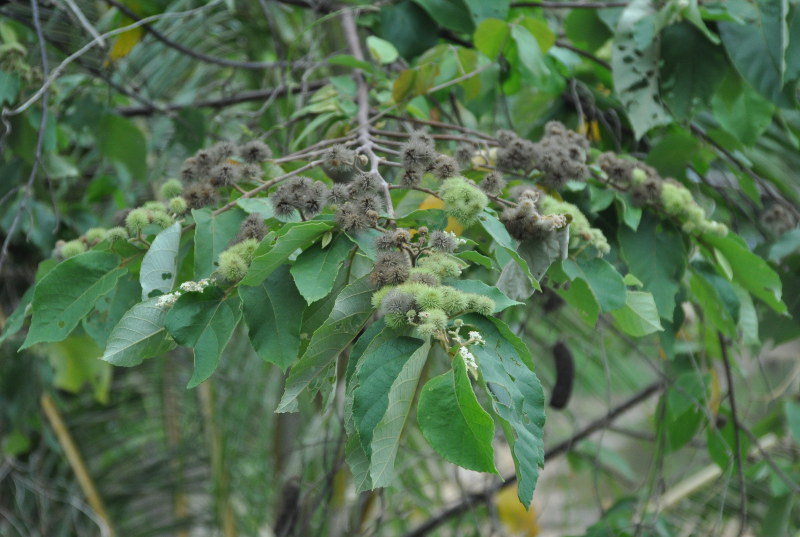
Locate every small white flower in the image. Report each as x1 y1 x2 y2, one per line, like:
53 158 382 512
459 345 478 370
468 331 485 345
156 292 180 309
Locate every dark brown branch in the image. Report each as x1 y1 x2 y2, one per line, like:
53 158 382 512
116 81 327 116
719 333 747 537
403 380 664 537
555 39 611 70
511 1 628 7
105 0 301 70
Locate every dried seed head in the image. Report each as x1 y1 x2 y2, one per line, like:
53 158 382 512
239 140 272 163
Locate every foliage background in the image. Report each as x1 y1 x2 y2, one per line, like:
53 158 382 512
1 0 800 536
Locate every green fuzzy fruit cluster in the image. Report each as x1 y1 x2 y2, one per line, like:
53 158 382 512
439 177 488 226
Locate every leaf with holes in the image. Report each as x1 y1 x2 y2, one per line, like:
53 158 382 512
140 222 181 300
101 297 175 366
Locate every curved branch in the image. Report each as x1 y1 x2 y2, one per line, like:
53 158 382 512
403 380 664 537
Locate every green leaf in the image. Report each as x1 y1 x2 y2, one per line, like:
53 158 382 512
517 227 569 285
565 9 612 52
241 221 333 286
711 71 776 146
659 22 727 119
82 274 141 348
418 357 497 473
610 290 663 337
21 252 127 349
0 285 33 345
719 0 794 106
236 197 275 219
611 0 671 139
290 235 353 304
0 70 20 106
463 0 509 25
761 493 795 537
193 208 245 279
277 276 374 412
701 232 787 314
98 114 147 178
689 268 738 337
562 257 627 312
379 1 439 59
663 372 707 452
446 279 522 312
785 399 800 445
101 297 175 366
768 228 800 261
559 276 601 326
467 315 545 506
369 338 431 487
140 222 181 300
239 265 305 371
353 337 425 455
618 215 686 320
455 250 494 270
510 23 549 82
645 127 701 180
366 35 399 64
474 19 510 59
165 287 242 388
479 213 540 290
413 0 474 34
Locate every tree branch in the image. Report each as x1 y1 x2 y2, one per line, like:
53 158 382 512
105 0 302 70
403 380 664 537
340 10 395 217
719 333 747 537
117 81 328 116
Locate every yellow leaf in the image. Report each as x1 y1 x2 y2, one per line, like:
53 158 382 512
495 485 539 536
708 369 720 416
417 195 463 235
108 25 143 63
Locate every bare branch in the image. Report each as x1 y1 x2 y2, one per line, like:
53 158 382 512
402 380 664 537
719 333 747 537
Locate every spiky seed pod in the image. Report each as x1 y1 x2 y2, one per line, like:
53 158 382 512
106 227 129 242
301 181 329 217
209 141 236 163
439 286 468 315
760 204 797 236
329 184 350 205
210 162 239 187
180 157 200 182
335 202 369 233
61 240 87 259
168 196 188 215
454 144 475 167
401 140 437 171
240 163 264 182
144 201 167 213
184 182 219 209
374 232 398 251
227 238 260 264
218 251 248 282
417 253 462 279
125 208 150 235
415 287 445 310
631 177 663 207
380 289 417 315
322 145 357 183
439 177 488 225
429 230 457 253
496 129 517 147
400 168 422 188
85 227 107 245
232 214 268 245
152 211 175 229
350 172 382 195
160 178 184 199
352 192 383 214
239 141 272 163
518 189 540 203
409 130 435 148
534 137 588 190
194 150 214 175
466 294 495 316
408 268 440 286
596 152 635 188
371 251 411 287
496 137 537 172
432 155 459 179
479 171 506 196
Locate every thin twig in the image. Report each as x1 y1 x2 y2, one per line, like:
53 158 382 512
718 333 746 537
105 0 302 70
511 1 628 7
62 0 106 47
6 0 226 116
117 80 328 116
402 380 664 537
0 0 50 278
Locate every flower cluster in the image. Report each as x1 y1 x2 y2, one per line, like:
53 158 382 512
155 278 214 309
449 322 486 377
